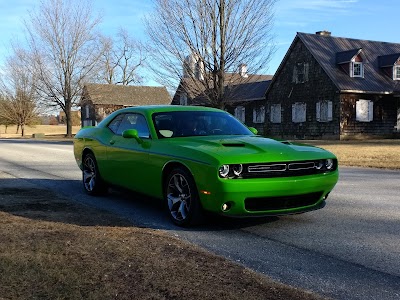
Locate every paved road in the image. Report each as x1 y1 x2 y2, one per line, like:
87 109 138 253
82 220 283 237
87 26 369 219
0 139 399 300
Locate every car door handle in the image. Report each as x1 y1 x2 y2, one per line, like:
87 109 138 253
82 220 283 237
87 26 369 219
109 140 115 145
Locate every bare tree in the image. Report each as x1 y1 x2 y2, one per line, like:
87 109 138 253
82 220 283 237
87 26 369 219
145 0 276 108
0 49 39 136
23 0 102 137
99 28 145 85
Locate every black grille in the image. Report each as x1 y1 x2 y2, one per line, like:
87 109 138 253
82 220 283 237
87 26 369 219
245 192 323 211
242 159 337 178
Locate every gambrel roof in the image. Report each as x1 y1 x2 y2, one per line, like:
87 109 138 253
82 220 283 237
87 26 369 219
268 32 400 95
81 84 171 106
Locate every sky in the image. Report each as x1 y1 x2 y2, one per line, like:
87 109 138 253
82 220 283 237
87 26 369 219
0 0 398 84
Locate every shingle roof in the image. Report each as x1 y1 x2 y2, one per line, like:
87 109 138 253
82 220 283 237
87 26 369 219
227 80 272 102
173 74 273 104
82 84 171 106
297 32 400 93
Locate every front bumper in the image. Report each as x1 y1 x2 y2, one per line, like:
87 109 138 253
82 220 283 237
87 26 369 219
199 171 338 217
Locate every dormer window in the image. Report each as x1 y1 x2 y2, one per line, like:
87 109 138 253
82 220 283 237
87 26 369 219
378 53 400 80
394 65 400 80
352 61 363 77
336 48 365 78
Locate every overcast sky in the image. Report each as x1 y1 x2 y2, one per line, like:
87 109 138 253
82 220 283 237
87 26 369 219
0 0 397 84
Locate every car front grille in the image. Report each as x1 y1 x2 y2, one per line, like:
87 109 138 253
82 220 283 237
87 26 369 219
242 159 337 178
245 192 323 211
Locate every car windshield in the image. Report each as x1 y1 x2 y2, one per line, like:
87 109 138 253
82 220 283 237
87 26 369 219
153 111 253 138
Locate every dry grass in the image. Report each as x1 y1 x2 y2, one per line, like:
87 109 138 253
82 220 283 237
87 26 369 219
0 125 81 138
0 187 325 300
303 140 400 169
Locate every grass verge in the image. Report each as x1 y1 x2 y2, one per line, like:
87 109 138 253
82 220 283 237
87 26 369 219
0 186 326 300
303 140 400 169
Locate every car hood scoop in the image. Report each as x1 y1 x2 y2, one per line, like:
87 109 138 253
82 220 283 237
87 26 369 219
221 143 245 147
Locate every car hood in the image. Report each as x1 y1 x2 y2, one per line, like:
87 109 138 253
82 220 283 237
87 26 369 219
171 135 334 163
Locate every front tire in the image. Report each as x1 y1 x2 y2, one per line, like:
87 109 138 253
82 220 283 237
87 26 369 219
82 153 108 195
164 167 203 226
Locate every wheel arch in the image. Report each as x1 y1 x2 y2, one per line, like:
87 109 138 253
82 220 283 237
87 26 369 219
162 161 195 194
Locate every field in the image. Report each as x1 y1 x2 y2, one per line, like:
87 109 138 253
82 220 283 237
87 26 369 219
304 139 400 169
0 124 81 138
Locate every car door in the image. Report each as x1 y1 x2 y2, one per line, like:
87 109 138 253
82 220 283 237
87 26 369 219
105 112 151 192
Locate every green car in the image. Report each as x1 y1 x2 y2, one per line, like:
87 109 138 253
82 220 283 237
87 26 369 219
74 105 338 226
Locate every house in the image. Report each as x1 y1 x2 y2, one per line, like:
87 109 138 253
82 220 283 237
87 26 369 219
172 56 273 134
265 31 400 139
80 84 171 126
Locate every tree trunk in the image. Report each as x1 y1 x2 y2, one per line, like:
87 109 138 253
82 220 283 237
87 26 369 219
16 124 20 134
21 124 25 137
65 103 73 137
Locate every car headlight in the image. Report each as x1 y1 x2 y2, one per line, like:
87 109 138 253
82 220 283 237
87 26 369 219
325 159 334 170
232 164 243 176
219 165 230 178
219 164 243 178
315 160 324 170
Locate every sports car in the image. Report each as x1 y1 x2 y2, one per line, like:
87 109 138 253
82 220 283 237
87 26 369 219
74 105 338 226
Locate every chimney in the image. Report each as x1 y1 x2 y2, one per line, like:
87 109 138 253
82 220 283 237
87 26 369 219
238 63 248 78
316 30 331 36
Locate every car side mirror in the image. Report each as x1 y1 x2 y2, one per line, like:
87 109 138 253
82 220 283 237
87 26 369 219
248 127 258 135
122 129 143 144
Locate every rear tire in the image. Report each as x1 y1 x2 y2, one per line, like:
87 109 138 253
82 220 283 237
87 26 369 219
164 167 203 226
82 153 108 195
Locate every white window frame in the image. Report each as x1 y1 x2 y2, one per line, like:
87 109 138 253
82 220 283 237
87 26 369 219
393 65 400 80
316 100 333 122
235 106 245 123
180 92 188 106
270 104 282 124
292 102 307 123
356 99 373 122
252 106 265 123
351 61 364 78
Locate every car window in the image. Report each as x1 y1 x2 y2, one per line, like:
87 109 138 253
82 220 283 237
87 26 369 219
153 111 253 138
116 113 150 138
107 114 125 134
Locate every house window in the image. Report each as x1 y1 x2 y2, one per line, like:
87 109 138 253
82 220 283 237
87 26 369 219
316 101 333 122
356 99 373 122
270 104 282 124
180 92 188 106
394 66 400 80
292 63 309 84
85 105 90 118
235 106 245 123
351 61 364 78
83 120 91 127
253 106 265 123
292 102 306 123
